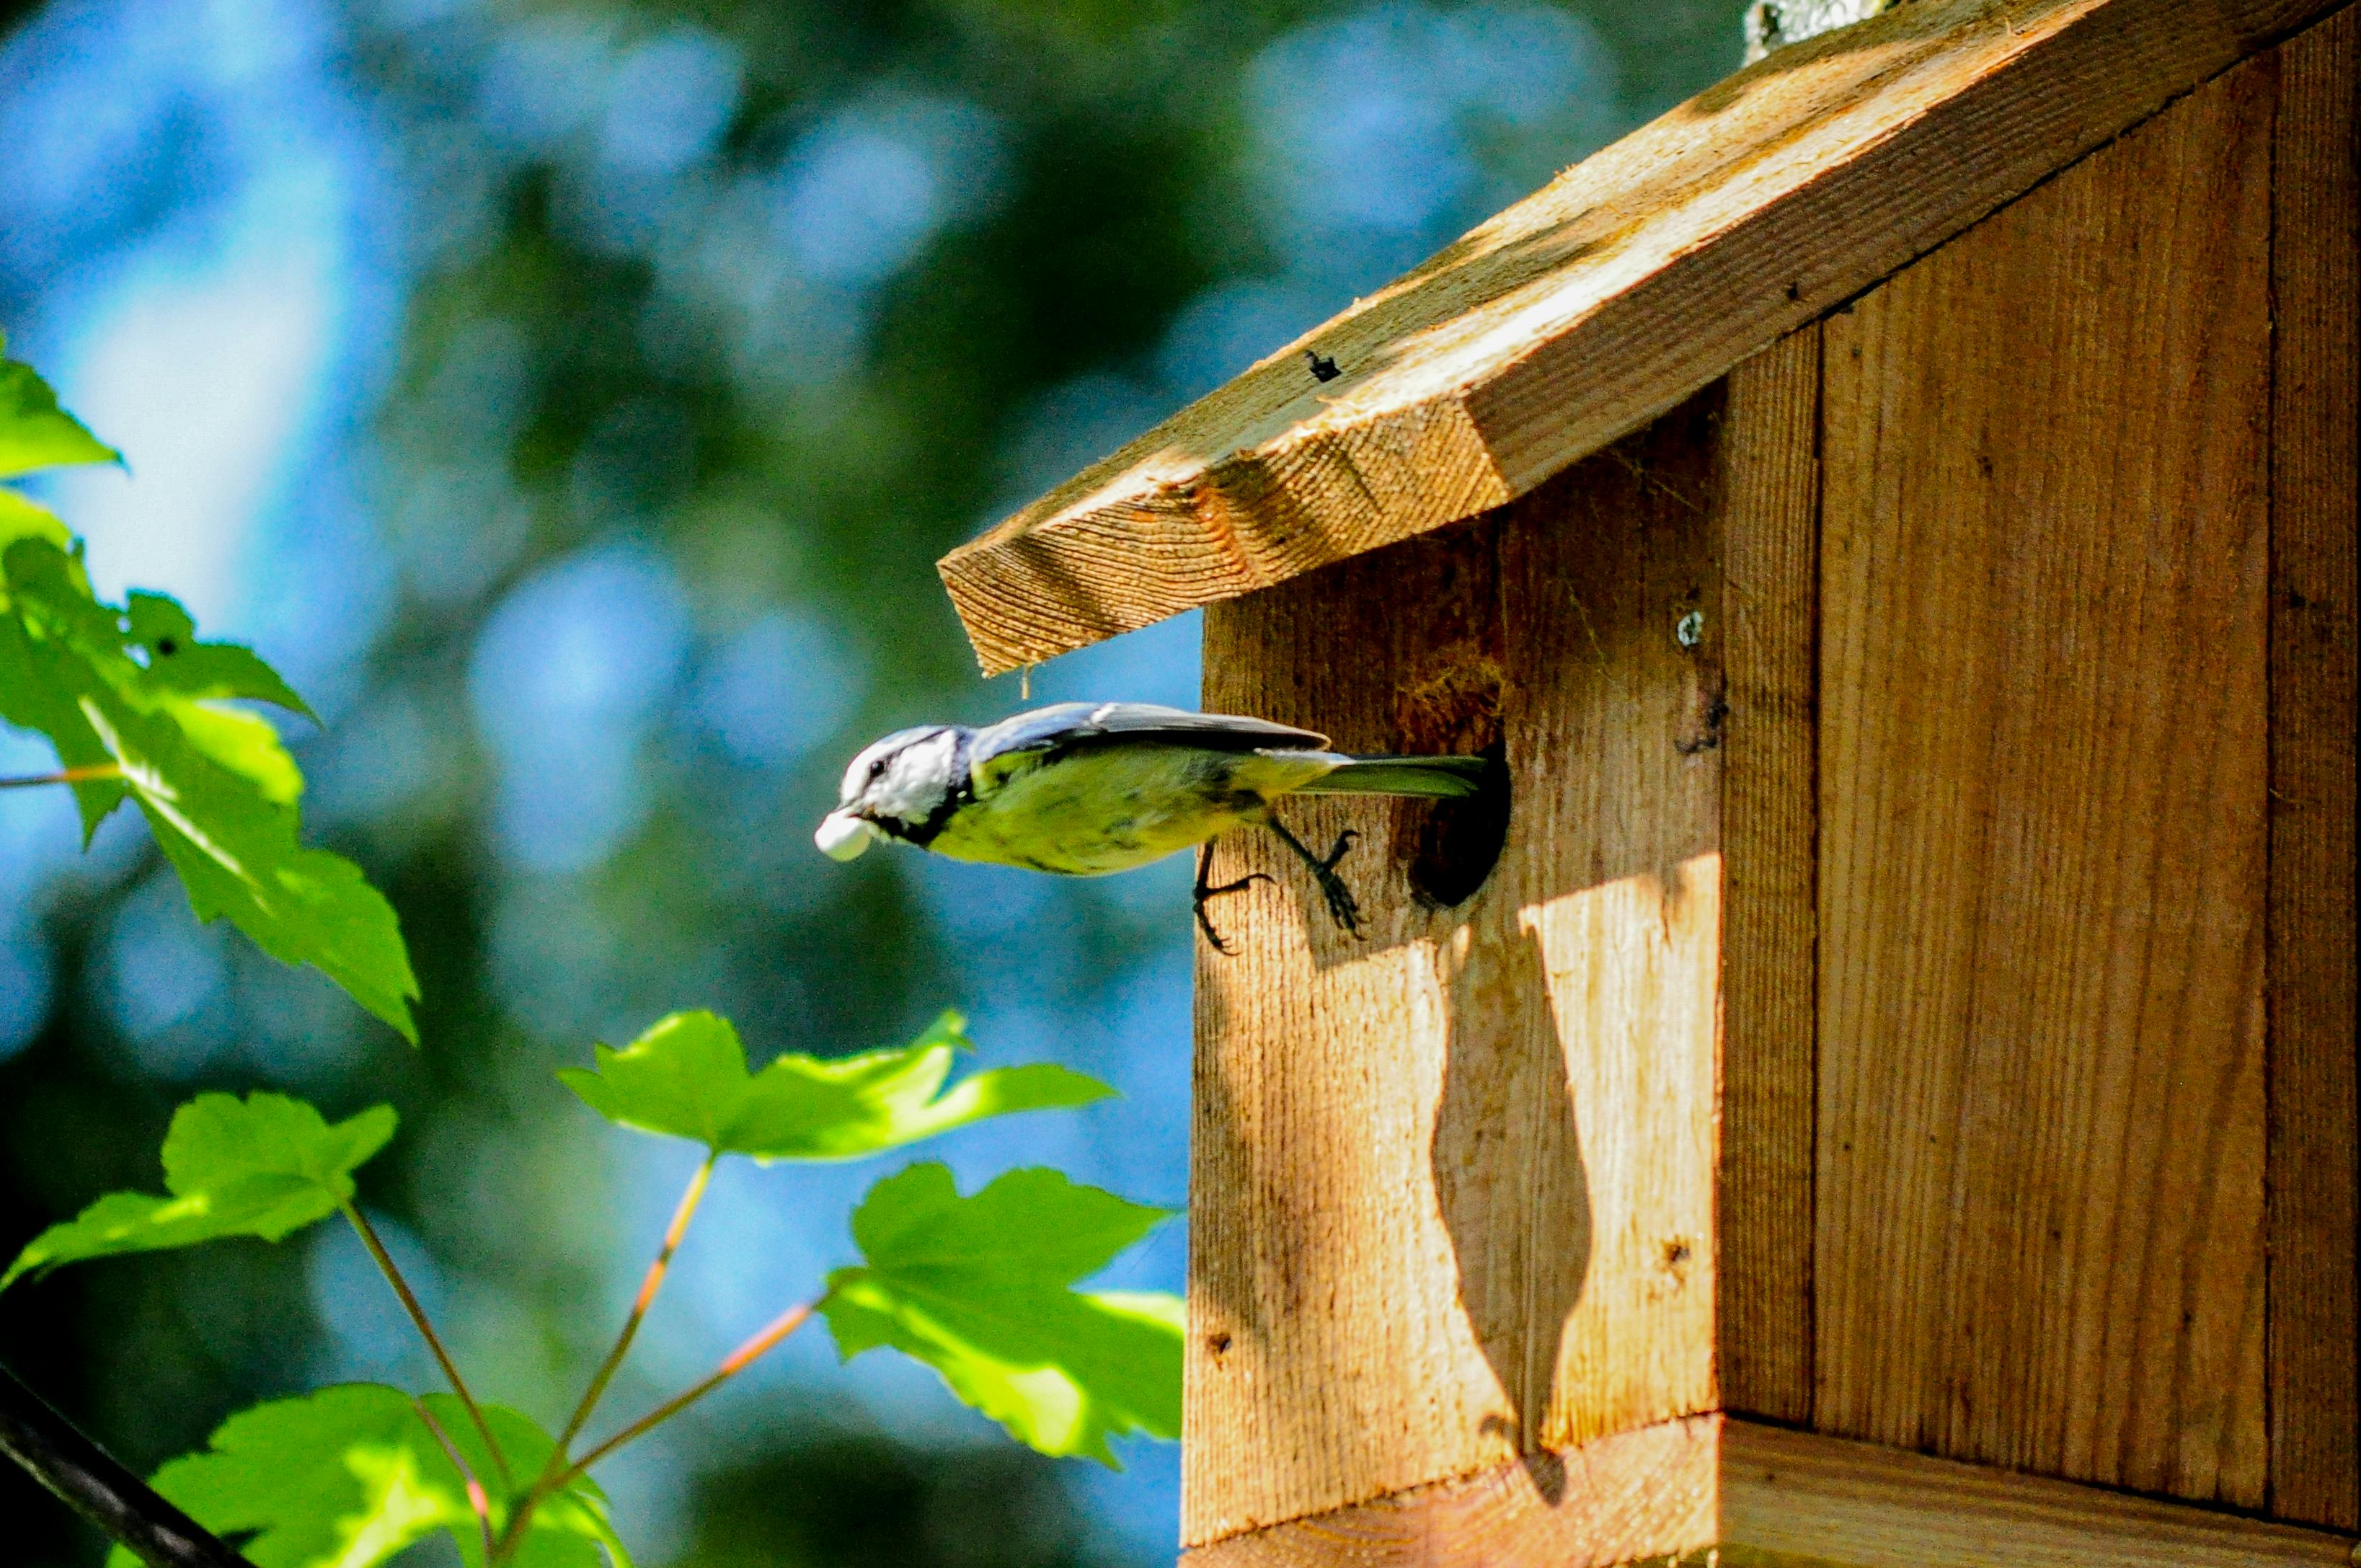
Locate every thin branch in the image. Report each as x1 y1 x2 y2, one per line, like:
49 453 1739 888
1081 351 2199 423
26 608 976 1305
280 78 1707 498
492 1160 725 1566
490 1301 813 1561
409 1397 495 1567
499 1295 818 1560
0 1361 252 1568
559 1301 813 1484
0 763 121 791
552 1154 714 1461
339 1203 512 1487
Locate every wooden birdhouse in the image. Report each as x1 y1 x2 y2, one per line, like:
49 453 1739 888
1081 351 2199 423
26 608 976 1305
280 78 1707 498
939 0 2358 1561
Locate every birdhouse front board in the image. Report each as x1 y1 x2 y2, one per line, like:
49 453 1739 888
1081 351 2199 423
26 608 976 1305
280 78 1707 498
941 1 2359 1563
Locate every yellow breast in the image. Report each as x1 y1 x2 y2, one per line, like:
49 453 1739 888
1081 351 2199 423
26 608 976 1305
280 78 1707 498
927 745 1334 874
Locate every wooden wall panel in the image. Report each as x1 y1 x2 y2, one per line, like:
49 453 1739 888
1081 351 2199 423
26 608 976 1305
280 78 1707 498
1719 1422 2356 1567
1181 1415 2359 1567
1183 1417 1724 1568
2267 4 2361 1531
1190 398 1727 1546
1717 327 1825 1427
1813 56 2276 1507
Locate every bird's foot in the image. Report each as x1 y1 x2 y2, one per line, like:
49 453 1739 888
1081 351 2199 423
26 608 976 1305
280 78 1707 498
1193 847 1272 955
1265 820 1363 937
1306 829 1363 935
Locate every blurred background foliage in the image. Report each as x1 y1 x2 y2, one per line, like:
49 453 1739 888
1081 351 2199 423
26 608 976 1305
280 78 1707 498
0 0 1741 1560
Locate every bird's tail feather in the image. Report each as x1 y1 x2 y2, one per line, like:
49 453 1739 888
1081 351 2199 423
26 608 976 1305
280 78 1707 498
1294 754 1490 799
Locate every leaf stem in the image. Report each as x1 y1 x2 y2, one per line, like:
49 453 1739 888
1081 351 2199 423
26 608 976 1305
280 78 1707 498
552 1154 714 1461
0 763 120 791
339 1202 512 1488
409 1397 495 1567
490 1300 812 1562
498 1155 721 1560
561 1301 813 1484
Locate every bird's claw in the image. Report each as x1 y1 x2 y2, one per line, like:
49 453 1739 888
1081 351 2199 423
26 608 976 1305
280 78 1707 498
1193 849 1272 955
1308 830 1363 936
1264 822 1363 937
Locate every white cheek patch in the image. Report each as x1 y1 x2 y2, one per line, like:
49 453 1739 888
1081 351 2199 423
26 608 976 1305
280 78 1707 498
815 811 877 861
870 730 962 820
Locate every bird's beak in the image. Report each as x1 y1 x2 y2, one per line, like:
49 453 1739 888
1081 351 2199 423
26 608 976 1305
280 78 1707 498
815 809 879 861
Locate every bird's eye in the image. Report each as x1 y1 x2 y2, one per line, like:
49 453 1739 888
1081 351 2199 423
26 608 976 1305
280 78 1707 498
868 758 887 780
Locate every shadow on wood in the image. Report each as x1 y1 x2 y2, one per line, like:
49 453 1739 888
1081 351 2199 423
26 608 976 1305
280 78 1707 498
1190 398 1726 1541
1432 920 1590 1484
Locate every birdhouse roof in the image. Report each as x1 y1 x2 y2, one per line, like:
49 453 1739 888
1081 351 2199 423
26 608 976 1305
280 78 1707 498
937 0 2330 676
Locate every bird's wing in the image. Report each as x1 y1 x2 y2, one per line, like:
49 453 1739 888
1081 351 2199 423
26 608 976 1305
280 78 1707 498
967 701 1330 794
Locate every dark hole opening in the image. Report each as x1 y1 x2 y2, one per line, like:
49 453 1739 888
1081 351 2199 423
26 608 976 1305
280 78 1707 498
1407 739 1509 908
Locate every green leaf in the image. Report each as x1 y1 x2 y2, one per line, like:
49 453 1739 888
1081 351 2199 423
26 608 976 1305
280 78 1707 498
3 1093 396 1290
0 598 122 833
160 700 306 806
126 590 316 717
0 536 418 1038
560 1009 1112 1162
821 1164 1182 1465
102 1385 632 1568
89 699 417 1032
0 486 68 550
0 340 120 478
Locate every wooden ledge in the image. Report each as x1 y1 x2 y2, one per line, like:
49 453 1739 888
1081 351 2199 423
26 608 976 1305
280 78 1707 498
1180 1417 2359 1567
937 0 2344 673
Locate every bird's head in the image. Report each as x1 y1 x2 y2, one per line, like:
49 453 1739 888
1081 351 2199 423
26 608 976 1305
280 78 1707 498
814 724 964 861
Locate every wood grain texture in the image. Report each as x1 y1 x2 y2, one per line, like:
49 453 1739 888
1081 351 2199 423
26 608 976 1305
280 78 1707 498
1813 58 2274 1506
2267 4 2361 1531
1189 397 1727 1545
1181 1417 2357 1567
1721 1422 2356 1567
941 0 2344 673
1716 327 1822 1428
1181 1415 1723 1568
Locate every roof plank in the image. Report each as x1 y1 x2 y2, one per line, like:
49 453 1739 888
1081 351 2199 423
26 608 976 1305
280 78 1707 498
937 0 2342 675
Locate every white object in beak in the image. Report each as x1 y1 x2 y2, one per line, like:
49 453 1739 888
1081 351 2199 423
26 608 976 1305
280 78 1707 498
815 810 877 861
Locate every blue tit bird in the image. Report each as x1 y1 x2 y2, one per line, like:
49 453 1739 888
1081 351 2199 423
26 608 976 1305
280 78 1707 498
815 701 1490 949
